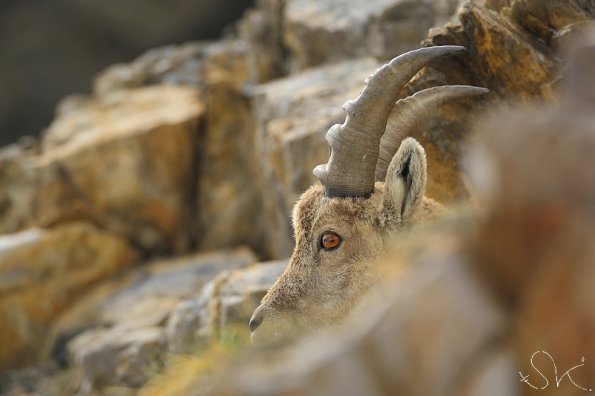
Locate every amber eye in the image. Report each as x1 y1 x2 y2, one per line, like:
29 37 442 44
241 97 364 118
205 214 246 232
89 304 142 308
320 232 341 251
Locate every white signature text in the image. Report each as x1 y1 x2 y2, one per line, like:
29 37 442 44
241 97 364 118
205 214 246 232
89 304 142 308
519 351 592 392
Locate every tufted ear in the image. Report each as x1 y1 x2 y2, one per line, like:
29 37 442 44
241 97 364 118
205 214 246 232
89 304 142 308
383 137 427 222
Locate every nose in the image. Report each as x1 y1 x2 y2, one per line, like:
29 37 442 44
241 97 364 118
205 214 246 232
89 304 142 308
249 308 264 332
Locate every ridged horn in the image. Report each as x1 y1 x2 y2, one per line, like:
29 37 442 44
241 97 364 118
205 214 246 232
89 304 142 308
313 45 466 198
375 85 489 181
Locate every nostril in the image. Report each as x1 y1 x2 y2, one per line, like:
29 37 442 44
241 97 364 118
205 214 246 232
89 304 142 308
249 312 264 332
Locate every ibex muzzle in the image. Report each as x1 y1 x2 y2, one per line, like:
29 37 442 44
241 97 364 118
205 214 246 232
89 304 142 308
250 46 488 344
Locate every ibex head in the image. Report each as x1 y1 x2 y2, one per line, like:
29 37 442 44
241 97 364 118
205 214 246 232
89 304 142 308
250 46 488 344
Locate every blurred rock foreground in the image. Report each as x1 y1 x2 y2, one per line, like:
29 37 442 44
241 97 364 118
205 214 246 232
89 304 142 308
0 0 593 395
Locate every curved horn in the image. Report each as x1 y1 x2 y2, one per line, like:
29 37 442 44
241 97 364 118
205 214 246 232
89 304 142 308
375 85 489 181
312 45 466 198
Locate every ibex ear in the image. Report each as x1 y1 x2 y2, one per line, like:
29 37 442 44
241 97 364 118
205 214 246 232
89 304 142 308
384 137 427 222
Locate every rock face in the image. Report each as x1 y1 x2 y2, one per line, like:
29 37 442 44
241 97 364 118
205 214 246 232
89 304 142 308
385 3 555 202
62 249 257 391
206 260 287 339
166 260 287 355
509 0 595 47
0 222 139 370
93 42 208 95
283 0 461 71
0 37 270 379
69 327 165 392
95 40 268 256
195 42 266 254
0 85 204 255
237 0 288 83
42 86 203 254
416 1 560 100
393 0 594 202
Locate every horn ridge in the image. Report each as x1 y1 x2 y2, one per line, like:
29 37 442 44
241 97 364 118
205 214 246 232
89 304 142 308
375 85 489 182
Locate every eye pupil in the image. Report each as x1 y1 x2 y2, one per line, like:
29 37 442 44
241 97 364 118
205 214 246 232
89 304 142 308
321 233 340 250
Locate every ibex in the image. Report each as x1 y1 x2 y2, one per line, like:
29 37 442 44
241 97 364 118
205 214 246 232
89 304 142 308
249 46 488 343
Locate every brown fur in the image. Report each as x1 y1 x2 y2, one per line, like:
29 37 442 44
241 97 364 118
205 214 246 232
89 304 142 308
250 138 447 343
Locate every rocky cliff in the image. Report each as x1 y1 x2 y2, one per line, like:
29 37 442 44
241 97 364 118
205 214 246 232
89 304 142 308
0 0 593 394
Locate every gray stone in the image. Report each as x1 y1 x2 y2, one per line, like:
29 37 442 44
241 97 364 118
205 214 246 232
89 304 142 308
237 0 288 83
165 282 214 354
166 260 287 351
93 40 251 94
99 249 257 326
69 326 165 392
94 42 209 94
60 249 257 390
194 41 267 255
283 0 461 71
216 260 288 333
